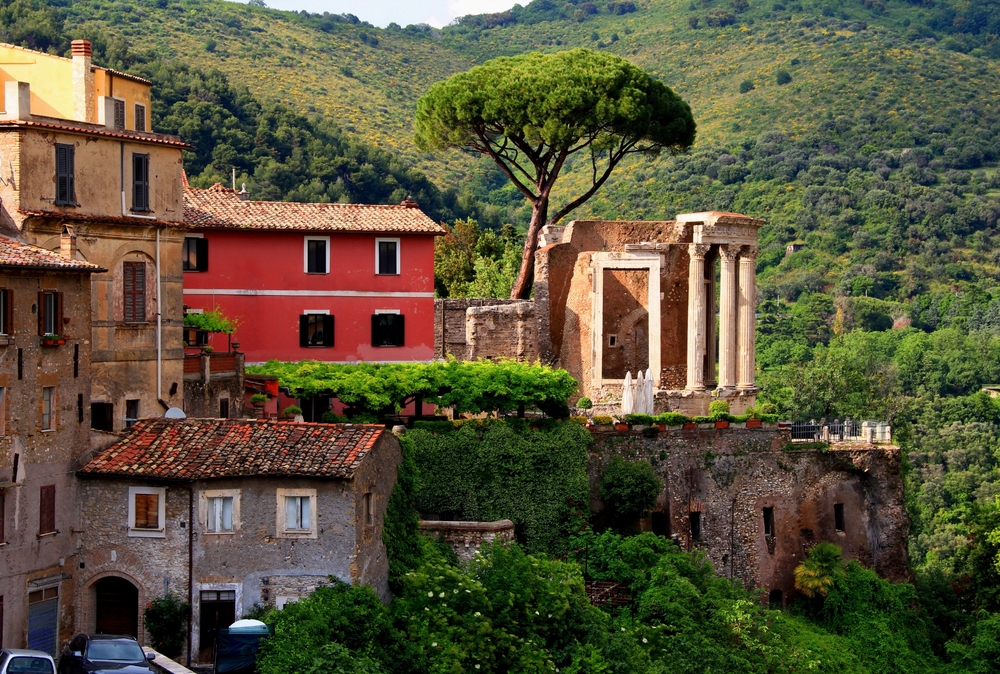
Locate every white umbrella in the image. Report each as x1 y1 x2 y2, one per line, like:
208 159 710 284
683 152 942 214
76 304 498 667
635 369 646 415
622 371 634 415
644 367 655 415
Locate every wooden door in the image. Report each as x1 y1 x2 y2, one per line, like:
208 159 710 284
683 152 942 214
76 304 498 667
95 576 139 637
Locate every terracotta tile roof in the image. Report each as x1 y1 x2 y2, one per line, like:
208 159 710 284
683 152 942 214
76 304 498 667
184 184 445 235
19 209 185 228
79 419 385 480
0 120 190 148
0 236 104 271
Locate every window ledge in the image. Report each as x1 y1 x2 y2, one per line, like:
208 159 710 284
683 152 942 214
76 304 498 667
128 528 166 538
203 531 236 536
36 530 59 539
54 201 79 208
130 209 152 214
116 322 151 328
0 335 12 346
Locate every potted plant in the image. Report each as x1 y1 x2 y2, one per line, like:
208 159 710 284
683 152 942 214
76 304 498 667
746 407 763 428
614 417 629 432
281 405 303 419
709 400 730 428
624 414 653 430
41 333 66 346
593 415 614 432
250 393 268 408
576 397 593 410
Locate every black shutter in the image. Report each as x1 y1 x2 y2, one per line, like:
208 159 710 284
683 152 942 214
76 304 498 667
39 485 55 534
299 315 309 347
323 315 334 346
55 145 74 204
196 238 209 271
3 289 11 335
37 291 44 336
67 145 75 203
56 292 63 334
395 314 405 346
132 154 149 211
371 314 379 346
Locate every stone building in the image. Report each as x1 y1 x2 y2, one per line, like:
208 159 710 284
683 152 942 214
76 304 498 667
76 419 400 665
0 234 103 654
0 39 188 430
182 348 246 420
435 212 764 415
588 427 909 605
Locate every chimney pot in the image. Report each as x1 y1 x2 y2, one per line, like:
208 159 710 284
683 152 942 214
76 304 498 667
70 40 92 57
60 225 77 259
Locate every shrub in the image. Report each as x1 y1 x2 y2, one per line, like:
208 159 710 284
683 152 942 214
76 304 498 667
281 405 302 417
143 594 189 658
320 411 349 423
183 307 238 334
688 15 700 28
794 542 845 598
655 412 691 426
593 415 614 425
759 402 778 415
250 393 268 404
739 79 755 93
570 415 589 425
384 435 422 591
708 400 731 418
599 456 662 532
624 413 654 425
577 397 593 409
776 69 793 85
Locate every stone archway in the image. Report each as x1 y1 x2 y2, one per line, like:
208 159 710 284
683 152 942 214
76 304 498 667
94 576 139 637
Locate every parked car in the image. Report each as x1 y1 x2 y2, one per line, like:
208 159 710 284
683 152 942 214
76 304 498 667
0 650 56 674
57 636 153 674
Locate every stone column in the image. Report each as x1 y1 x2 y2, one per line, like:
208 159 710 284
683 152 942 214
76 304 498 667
737 246 758 389
705 248 717 387
717 245 740 390
686 244 710 390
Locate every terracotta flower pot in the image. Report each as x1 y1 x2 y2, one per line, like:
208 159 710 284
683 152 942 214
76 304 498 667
615 423 629 432
747 418 763 428
658 423 666 431
715 421 730 429
683 422 696 430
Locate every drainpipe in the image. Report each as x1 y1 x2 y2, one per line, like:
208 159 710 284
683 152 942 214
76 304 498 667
156 227 162 402
186 484 194 668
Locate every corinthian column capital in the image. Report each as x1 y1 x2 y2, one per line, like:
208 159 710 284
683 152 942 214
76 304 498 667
688 243 711 259
720 244 741 262
739 246 759 261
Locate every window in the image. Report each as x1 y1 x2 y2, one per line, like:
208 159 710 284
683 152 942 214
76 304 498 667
125 399 139 429
132 153 149 212
122 261 146 323
304 237 329 274
206 496 235 533
128 486 166 537
1 488 6 543
134 103 146 132
834 503 845 532
55 144 75 205
41 387 54 431
91 402 114 432
371 312 405 347
277 488 317 538
769 589 784 610
689 511 701 541
39 485 55 534
0 387 6 437
763 507 775 538
37 291 62 336
299 313 334 347
608 334 617 347
0 288 10 335
183 236 208 272
375 238 399 275
363 492 373 526
219 397 229 419
184 328 209 347
113 99 125 130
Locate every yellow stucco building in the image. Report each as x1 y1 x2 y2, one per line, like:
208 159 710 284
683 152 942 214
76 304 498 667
0 39 188 429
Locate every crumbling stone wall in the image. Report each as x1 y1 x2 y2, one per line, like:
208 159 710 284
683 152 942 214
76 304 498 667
434 299 537 361
588 428 909 602
419 519 515 561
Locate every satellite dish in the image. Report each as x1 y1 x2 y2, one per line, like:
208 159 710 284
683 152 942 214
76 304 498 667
164 407 187 419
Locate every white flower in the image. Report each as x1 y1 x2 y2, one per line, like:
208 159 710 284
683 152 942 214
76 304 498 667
454 589 459 594
439 592 446 598
621 627 626 632
642 638 648 643
432 642 438 647
535 611 540 615
474 612 481 617
475 666 481 670
428 591 434 597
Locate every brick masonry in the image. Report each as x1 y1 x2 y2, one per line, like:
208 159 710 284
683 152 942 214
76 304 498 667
419 520 515 562
588 427 909 602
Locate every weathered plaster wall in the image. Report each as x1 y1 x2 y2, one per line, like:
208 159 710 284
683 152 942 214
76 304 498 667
588 429 909 601
0 268 93 651
182 351 245 419
419 520 515 562
434 299 532 360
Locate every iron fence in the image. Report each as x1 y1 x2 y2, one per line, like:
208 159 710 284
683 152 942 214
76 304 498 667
786 419 891 443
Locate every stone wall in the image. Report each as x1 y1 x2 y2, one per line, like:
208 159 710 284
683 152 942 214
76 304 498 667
434 299 537 361
419 520 515 562
183 351 245 419
588 428 909 603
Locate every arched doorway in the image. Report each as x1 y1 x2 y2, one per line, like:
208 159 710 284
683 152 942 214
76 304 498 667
95 576 139 637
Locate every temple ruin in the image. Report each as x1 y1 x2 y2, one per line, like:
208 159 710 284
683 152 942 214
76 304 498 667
435 211 765 415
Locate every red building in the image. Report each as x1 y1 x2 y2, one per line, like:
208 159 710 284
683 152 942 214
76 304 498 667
182 184 443 364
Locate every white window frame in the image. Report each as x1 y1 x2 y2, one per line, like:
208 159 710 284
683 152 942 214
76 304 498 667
303 236 330 274
134 102 147 132
41 386 55 432
375 238 400 275
200 488 240 535
128 485 166 538
276 488 317 539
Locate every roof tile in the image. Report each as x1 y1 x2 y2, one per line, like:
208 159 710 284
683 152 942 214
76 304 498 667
79 419 386 480
0 236 104 271
184 184 445 235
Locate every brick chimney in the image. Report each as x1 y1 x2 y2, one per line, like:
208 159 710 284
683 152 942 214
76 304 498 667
71 40 95 123
60 225 77 259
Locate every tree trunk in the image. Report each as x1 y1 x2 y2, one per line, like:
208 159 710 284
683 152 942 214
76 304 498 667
509 198 549 300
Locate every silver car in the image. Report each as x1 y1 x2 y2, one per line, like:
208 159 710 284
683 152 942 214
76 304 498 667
0 650 56 674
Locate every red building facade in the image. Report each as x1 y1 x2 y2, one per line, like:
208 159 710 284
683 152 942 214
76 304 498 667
182 185 443 364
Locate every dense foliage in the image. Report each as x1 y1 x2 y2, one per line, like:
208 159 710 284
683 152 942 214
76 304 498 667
257 532 952 673
599 456 662 532
142 594 190 658
409 419 591 555
247 359 578 418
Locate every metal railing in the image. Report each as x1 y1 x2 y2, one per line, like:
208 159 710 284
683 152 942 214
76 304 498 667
787 419 892 444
